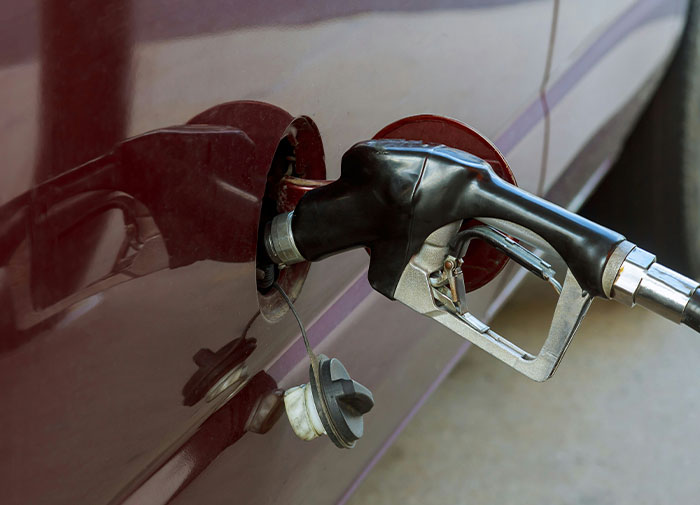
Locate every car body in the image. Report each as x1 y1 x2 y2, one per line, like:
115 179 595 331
0 1 690 504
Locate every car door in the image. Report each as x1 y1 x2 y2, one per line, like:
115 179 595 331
542 0 688 205
0 2 555 504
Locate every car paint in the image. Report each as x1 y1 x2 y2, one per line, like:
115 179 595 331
544 0 687 192
0 1 687 504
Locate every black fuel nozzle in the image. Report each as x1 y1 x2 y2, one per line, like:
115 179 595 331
265 138 700 381
266 139 624 299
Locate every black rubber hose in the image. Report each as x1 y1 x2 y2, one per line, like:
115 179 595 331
682 288 700 333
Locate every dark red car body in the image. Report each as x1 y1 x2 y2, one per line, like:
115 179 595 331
0 1 688 503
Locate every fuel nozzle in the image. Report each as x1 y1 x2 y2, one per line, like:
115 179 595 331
265 136 700 381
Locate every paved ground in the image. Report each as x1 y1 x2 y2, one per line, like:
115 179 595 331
347 276 700 505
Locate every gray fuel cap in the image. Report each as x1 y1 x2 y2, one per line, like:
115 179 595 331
309 356 374 448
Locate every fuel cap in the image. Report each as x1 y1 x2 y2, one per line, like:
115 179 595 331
284 355 374 448
309 356 374 448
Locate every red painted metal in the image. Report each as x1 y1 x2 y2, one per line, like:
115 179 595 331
1 125 261 336
0 100 327 504
120 371 283 505
277 176 332 212
374 115 518 292
182 331 258 406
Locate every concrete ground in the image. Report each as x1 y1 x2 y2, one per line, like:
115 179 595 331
347 276 700 505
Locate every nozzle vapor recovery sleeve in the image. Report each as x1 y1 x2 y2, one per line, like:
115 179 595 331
290 139 625 299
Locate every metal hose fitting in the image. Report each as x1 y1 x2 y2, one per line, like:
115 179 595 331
608 243 700 328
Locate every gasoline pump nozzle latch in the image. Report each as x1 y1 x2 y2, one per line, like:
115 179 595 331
265 139 700 381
